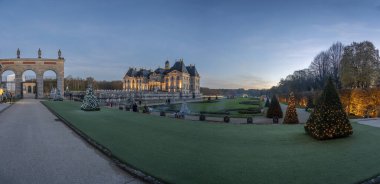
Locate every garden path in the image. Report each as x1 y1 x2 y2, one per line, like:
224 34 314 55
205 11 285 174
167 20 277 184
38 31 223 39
356 118 380 128
0 99 144 184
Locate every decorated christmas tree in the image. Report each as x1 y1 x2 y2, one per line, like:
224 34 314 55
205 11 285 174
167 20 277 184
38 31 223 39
304 78 353 140
81 85 100 111
283 92 299 124
266 94 283 118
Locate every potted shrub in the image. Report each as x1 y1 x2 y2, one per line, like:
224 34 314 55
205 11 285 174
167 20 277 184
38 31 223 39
224 116 230 123
247 117 253 124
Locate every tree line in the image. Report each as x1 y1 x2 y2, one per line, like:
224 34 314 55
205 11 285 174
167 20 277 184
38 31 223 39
200 87 268 97
64 75 122 91
271 41 380 94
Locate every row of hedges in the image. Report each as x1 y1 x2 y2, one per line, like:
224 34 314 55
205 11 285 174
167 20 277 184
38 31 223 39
199 111 229 115
238 109 262 114
239 100 261 105
278 88 380 117
200 107 263 115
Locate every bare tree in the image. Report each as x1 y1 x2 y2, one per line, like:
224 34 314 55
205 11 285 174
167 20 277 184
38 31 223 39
327 42 344 88
309 51 330 88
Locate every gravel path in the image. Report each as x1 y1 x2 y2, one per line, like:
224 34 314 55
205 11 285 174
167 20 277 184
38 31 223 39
356 118 380 128
0 99 144 184
0 102 11 112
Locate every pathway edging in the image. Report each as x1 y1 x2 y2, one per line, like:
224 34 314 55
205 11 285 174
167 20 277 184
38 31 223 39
41 101 163 184
0 103 14 114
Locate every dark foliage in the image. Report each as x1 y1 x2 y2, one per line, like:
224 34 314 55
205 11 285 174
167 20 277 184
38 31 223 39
266 95 283 118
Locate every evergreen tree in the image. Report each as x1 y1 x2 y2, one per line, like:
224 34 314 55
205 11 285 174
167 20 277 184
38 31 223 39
305 95 314 111
81 85 100 111
283 92 299 124
266 95 283 118
264 97 270 107
305 78 353 140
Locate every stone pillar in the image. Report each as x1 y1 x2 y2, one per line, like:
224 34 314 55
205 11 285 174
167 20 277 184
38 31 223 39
37 73 43 98
14 72 22 98
57 74 64 97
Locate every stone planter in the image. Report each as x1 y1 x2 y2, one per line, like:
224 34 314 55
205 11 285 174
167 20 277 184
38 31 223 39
160 111 166 117
199 114 206 121
224 116 230 123
247 117 253 124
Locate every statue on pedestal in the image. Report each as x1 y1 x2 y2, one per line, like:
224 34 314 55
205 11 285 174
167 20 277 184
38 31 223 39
58 49 62 59
17 48 20 58
38 48 42 58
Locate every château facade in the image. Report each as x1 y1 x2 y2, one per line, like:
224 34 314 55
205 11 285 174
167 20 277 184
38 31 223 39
123 59 200 95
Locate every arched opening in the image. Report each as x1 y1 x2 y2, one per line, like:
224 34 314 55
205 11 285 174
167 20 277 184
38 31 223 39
1 70 16 96
43 70 57 97
22 70 37 98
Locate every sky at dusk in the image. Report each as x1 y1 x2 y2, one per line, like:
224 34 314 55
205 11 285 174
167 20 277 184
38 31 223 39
0 0 380 89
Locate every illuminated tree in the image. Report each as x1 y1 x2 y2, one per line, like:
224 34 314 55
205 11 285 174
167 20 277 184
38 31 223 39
266 94 283 118
283 92 299 124
304 78 353 140
81 85 100 111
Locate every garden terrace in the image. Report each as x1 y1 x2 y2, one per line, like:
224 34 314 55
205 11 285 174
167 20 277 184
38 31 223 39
153 97 263 118
44 100 380 184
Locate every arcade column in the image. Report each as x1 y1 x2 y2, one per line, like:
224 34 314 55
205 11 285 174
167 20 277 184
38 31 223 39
36 73 44 98
57 74 64 96
14 72 22 98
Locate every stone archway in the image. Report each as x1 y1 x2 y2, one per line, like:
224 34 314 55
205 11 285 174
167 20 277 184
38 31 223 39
0 50 64 99
21 70 37 98
43 70 58 97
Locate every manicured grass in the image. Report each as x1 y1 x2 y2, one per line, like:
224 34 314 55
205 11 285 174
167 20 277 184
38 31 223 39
44 100 380 184
155 97 263 117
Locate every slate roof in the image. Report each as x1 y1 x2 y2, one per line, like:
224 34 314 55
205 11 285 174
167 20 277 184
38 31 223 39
170 60 188 73
186 65 199 77
126 60 199 78
125 68 137 77
125 68 151 77
136 69 151 77
154 68 166 74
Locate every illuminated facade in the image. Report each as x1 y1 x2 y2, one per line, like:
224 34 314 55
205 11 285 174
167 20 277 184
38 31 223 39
123 59 200 94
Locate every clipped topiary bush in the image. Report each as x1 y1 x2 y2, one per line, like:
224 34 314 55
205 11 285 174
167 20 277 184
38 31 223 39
247 117 253 124
223 116 230 123
305 95 314 111
199 114 206 121
266 95 283 118
283 92 299 124
304 78 353 140
264 97 270 107
160 111 166 116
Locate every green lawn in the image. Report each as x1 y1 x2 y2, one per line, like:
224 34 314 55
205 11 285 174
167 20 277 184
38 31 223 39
154 97 263 117
44 100 380 184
